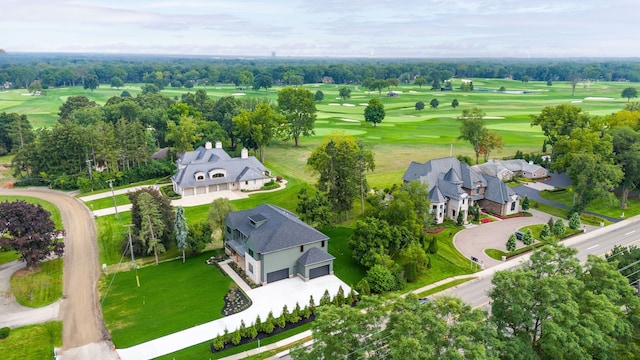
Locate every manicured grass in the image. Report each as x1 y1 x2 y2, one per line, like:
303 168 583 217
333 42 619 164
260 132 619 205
83 194 131 211
538 188 636 219
156 322 314 360
485 249 507 261
0 196 63 229
78 179 164 197
325 226 367 287
0 250 20 265
0 321 62 360
10 258 63 307
415 277 476 298
100 251 233 348
95 212 133 265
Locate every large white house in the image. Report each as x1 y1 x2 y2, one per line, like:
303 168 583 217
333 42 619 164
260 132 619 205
171 141 271 197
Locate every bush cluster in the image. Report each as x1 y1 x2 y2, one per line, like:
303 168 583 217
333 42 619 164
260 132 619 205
0 327 9 339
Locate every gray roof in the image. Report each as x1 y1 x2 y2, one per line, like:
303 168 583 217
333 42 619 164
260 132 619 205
403 157 486 191
227 204 329 254
172 146 269 188
297 247 335 266
429 186 447 203
483 175 517 204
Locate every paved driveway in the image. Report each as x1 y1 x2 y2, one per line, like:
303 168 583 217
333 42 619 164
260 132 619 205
454 209 558 268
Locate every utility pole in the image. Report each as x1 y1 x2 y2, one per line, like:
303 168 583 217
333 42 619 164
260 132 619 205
125 224 140 287
107 179 119 219
85 159 93 181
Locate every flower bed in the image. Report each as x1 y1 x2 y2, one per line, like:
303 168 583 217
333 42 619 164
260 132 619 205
222 285 252 316
425 228 444 234
480 218 494 224
482 211 531 220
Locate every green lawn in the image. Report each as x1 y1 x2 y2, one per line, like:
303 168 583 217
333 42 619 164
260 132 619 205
10 258 63 307
485 249 507 261
84 193 131 211
415 277 476 298
0 321 62 360
0 196 63 229
538 188 635 219
100 251 233 348
0 250 20 265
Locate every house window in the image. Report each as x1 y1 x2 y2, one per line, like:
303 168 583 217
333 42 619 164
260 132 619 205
462 199 465 205
300 245 304 253
248 264 253 273
248 249 254 257
321 240 325 248
476 185 480 194
245 181 249 185
211 173 224 178
196 174 204 181
511 202 516 211
452 210 456 217
226 226 231 235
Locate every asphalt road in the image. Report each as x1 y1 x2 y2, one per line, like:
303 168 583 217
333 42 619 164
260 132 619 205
0 188 117 359
441 216 640 308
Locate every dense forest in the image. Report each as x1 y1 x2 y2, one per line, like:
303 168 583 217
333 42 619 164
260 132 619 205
1 53 640 89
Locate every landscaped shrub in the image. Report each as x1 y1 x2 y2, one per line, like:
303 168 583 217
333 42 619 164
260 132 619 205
553 219 566 237
569 212 581 230
521 196 530 211
264 312 275 334
405 262 417 282
212 336 224 350
308 295 316 315
506 234 517 252
427 236 438 254
333 286 345 306
290 303 302 323
540 224 551 240
522 229 534 245
231 330 241 345
0 327 9 339
261 180 280 190
366 264 398 293
355 278 371 296
320 289 331 306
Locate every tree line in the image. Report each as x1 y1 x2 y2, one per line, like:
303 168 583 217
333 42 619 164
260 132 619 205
2 53 640 90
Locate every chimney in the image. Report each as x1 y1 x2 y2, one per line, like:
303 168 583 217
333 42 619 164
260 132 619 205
241 148 248 159
205 142 212 150
528 160 534 165
215 141 222 149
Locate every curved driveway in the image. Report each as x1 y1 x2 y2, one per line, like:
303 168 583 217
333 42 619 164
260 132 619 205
0 188 116 359
454 209 558 268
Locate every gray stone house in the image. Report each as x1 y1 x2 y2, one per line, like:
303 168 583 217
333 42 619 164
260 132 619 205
403 157 520 223
224 204 335 285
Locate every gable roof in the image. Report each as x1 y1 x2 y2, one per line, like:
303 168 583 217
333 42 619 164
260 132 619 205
297 247 335 266
226 204 329 254
172 145 269 188
483 175 517 204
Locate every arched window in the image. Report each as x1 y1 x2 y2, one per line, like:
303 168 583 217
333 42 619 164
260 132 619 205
195 172 205 181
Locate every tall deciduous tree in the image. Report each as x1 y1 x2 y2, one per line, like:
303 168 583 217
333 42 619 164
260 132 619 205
414 77 427 88
83 74 99 92
174 206 188 263
478 130 505 162
530 104 590 146
490 244 640 359
364 98 385 127
338 87 351 101
429 98 439 109
207 197 235 239
233 103 284 163
621 87 637 102
277 87 317 147
0 201 64 269
307 133 371 220
458 107 486 164
165 115 202 153
211 96 242 148
611 126 640 208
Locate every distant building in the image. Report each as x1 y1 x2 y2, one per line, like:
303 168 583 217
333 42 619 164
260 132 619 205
472 159 548 181
171 141 271 197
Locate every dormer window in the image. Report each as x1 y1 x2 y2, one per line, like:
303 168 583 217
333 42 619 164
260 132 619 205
195 172 205 181
209 169 226 179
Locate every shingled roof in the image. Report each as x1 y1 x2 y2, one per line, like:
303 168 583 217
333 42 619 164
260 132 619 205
483 175 517 204
226 204 329 254
172 145 269 188
297 247 335 266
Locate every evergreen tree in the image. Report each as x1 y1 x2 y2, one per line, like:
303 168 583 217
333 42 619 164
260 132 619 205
506 234 517 252
521 196 530 211
553 219 566 237
540 224 551 240
428 236 439 254
522 229 534 245
569 212 581 230
174 205 189 263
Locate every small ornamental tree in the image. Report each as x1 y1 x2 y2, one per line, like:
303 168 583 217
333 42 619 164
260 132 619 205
334 286 345 306
264 312 275 334
314 90 324 102
213 336 224 350
308 295 316 315
291 303 302 323
276 310 287 328
569 212 581 230
452 99 459 108
174 206 189 263
320 289 331 306
522 229 534 245
506 234 517 252
548 217 555 230
415 101 425 111
0 201 64 269
540 224 551 240
355 278 371 296
430 98 439 109
254 315 263 333
231 330 241 345
248 324 258 339
521 196 530 211
456 210 465 226
553 219 566 237
428 236 439 254
426 255 431 269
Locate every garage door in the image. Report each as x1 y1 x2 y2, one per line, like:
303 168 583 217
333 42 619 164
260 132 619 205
309 265 330 279
266 268 289 283
184 188 194 196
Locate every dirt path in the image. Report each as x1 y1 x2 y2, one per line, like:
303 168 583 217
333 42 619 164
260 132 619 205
0 188 116 359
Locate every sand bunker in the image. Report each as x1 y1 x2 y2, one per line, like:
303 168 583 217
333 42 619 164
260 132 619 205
483 116 505 119
340 118 360 122
328 103 341 106
343 103 355 107
584 97 614 100
359 103 369 106
231 93 246 96
20 93 32 96
571 100 583 103
409 90 419 93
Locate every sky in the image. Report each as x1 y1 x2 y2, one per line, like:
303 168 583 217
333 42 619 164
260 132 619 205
2 0 639 58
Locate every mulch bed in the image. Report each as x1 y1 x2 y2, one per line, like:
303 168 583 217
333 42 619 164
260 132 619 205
221 287 252 316
425 227 444 234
